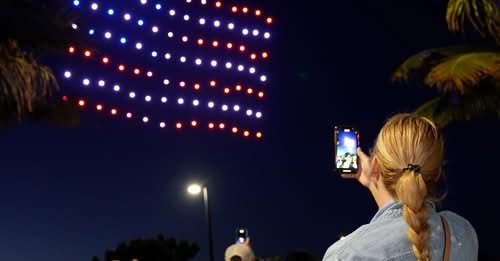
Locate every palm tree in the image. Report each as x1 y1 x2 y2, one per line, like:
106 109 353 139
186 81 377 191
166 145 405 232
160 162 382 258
392 0 499 127
0 0 86 127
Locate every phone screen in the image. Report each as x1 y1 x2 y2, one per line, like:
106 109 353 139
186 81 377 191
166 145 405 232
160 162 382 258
236 228 248 244
334 127 359 173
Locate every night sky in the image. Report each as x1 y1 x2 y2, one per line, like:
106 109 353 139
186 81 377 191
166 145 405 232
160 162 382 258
1 0 499 260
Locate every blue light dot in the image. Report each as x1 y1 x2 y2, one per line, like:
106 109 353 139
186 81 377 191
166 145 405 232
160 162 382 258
89 29 95 35
108 9 114 15
155 4 162 10
137 19 144 26
120 37 127 44
73 0 80 6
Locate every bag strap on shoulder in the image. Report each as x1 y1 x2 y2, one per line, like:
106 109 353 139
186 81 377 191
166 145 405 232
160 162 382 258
440 215 451 261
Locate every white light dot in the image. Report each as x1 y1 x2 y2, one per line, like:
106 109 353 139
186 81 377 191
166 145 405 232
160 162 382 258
91 3 98 10
186 0 192 2
214 20 221 27
120 37 127 44
201 0 207 4
72 23 78 30
246 109 253 116
145 95 152 102
164 53 171 59
222 105 228 111
104 32 112 39
161 97 167 103
195 58 202 65
98 80 105 87
152 26 159 33
142 116 149 123
249 67 256 74
155 3 162 10
225 62 232 69
228 23 235 30
242 28 249 35
167 32 174 38
64 71 72 78
177 98 184 104
193 99 200 106
260 75 267 82
233 105 240 111
199 18 206 25
136 42 143 49
256 112 262 118
169 9 176 16
73 0 80 6
108 9 114 15
151 51 158 57
129 92 136 98
113 85 120 91
163 79 170 85
211 60 217 67
180 56 187 63
252 29 259 36
89 29 95 35
159 122 166 128
208 101 215 108
264 32 271 39
124 13 131 20
147 71 153 77
184 15 190 21
140 0 147 4
182 36 188 42
138 19 144 26
238 65 244 71
83 79 90 85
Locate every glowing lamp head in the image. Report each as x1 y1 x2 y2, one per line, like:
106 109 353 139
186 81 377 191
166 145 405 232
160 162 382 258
226 42 233 49
180 56 187 63
255 9 261 16
232 127 238 133
239 45 246 52
266 17 273 24
96 104 103 111
264 32 271 39
208 122 215 129
124 13 131 21
78 99 85 107
161 97 167 103
102 57 109 64
135 42 143 49
191 120 198 127
258 91 265 98
215 1 222 7
98 80 105 87
199 18 206 25
176 122 182 129
231 6 237 13
142 116 149 123
224 88 230 94
244 131 250 137
64 71 72 78
242 7 248 13
208 101 215 108
197 38 204 45
184 15 190 21
134 68 140 75
219 123 225 129
256 132 263 138
194 83 201 90
155 4 162 10
210 80 216 87
91 3 98 10
104 32 112 39
212 41 219 47
68 46 75 53
179 81 186 87
211 60 217 67
159 122 166 128
118 65 125 71
84 50 91 57
113 85 120 92
195 59 202 65
107 9 114 15
187 184 202 195
152 26 159 33
236 85 242 91
126 112 133 118
111 109 118 115
228 23 235 30
147 71 153 77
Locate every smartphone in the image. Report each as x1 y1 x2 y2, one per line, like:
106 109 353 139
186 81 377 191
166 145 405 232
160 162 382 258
236 228 248 244
333 126 359 174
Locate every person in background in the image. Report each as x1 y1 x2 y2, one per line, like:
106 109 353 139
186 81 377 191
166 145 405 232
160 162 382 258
323 113 478 260
225 238 256 261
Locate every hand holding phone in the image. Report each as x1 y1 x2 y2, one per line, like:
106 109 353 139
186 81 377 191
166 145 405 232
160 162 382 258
333 126 359 174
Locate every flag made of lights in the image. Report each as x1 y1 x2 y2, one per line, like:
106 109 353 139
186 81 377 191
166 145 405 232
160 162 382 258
61 0 272 140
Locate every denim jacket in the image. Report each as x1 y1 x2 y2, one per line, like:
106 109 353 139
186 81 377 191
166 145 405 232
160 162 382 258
322 200 478 261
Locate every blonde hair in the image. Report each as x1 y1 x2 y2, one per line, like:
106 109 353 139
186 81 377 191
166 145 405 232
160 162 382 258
373 113 443 261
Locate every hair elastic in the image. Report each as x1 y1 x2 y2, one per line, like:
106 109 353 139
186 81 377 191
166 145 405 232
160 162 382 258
403 164 422 173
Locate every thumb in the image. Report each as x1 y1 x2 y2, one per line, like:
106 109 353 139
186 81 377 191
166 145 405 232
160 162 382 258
357 147 369 161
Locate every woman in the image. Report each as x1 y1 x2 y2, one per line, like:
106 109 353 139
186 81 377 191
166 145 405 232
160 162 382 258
323 114 478 261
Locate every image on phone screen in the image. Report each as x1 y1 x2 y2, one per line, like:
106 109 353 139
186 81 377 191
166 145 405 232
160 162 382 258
335 127 358 172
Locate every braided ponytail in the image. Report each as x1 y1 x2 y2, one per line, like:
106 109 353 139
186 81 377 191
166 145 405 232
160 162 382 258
396 170 430 261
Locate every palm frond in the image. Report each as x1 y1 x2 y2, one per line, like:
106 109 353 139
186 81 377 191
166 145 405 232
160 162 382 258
424 52 499 94
446 0 499 43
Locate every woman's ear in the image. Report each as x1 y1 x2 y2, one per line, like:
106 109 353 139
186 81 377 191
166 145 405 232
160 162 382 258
370 157 381 179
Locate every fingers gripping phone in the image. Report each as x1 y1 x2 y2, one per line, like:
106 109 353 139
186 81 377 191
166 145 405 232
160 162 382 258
333 126 359 174
236 228 248 244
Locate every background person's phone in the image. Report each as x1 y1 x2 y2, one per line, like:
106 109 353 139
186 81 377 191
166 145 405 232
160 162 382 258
236 228 248 244
333 126 359 174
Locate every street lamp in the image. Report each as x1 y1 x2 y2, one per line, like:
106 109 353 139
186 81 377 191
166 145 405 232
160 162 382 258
187 183 214 261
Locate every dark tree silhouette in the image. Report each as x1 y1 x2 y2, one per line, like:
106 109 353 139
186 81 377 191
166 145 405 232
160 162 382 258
97 234 199 261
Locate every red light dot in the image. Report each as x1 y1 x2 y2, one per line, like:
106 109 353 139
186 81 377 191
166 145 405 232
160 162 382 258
68 46 75 53
78 99 85 107
266 17 273 24
194 83 201 90
62 96 69 102
239 45 246 52
226 42 233 49
247 88 254 94
242 7 248 13
256 132 263 138
235 85 242 91
126 112 133 118
212 41 219 47
209 80 216 87
118 65 125 71
243 130 250 137
224 88 230 94
208 122 215 129
96 104 103 111
102 57 109 64
191 120 198 127
134 68 140 75
250 53 257 60
111 108 117 115
262 52 269 59
215 1 222 8
176 122 182 129
258 91 265 98
197 38 204 45
232 127 238 133
219 123 225 129
180 81 186 87
84 50 91 57
231 6 237 12
255 9 261 16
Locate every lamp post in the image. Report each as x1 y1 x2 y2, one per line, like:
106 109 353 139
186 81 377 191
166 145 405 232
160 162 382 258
187 183 215 261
